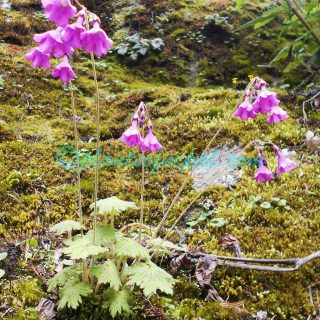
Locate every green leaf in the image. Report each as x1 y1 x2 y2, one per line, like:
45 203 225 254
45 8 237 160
0 252 7 261
58 279 92 310
270 46 291 64
236 6 284 31
209 218 228 228
48 265 81 292
102 288 132 318
85 226 117 245
115 237 149 259
148 238 187 252
89 260 121 290
127 262 175 297
0 269 5 278
278 199 287 206
260 202 272 209
49 220 83 234
63 237 106 260
90 196 138 216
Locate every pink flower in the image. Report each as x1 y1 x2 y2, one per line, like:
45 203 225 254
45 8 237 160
61 16 86 49
34 28 73 58
254 155 273 182
234 91 257 120
121 114 143 147
25 47 51 69
51 56 76 83
41 0 76 26
252 84 280 114
140 121 162 152
80 20 113 57
274 147 297 175
267 106 288 124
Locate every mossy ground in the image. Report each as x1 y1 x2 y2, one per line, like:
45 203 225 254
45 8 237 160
0 0 320 319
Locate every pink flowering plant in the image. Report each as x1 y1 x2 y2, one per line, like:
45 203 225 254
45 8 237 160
25 1 174 318
234 77 288 124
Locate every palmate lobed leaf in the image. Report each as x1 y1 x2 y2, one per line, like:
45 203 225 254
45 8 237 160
85 225 117 245
90 196 138 216
89 260 121 290
127 261 175 297
63 237 106 260
58 279 92 310
48 265 81 292
49 220 83 234
114 237 149 259
102 288 132 318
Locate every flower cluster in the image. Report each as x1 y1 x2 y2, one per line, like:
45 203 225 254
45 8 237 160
254 145 297 183
121 102 162 153
25 0 113 83
234 77 288 124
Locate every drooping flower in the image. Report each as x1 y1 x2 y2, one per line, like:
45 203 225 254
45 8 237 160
267 106 288 124
61 15 86 49
274 146 297 175
254 153 273 182
80 19 113 57
51 56 76 83
252 83 280 114
121 113 143 147
25 47 51 69
234 90 257 120
41 0 76 26
140 121 162 152
34 28 73 58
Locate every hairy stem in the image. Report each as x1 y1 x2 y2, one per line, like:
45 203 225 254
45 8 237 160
139 140 145 243
69 83 83 231
90 53 100 245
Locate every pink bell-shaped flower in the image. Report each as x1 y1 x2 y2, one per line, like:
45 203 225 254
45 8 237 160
254 150 273 182
267 106 288 124
41 0 76 26
234 90 257 121
274 146 297 175
25 47 51 70
80 19 113 57
61 15 86 49
34 27 73 58
121 113 143 147
140 121 162 152
51 56 76 83
252 83 280 114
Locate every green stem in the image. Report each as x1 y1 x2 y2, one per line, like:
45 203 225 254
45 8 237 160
69 83 83 232
90 52 100 246
139 148 145 244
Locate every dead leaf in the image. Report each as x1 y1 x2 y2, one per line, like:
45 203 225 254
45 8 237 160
195 255 217 288
37 298 55 320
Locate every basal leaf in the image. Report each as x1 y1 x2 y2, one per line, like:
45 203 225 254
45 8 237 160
0 269 5 278
127 262 175 297
58 279 92 310
114 238 149 259
63 237 106 260
48 265 81 292
90 196 138 216
49 220 83 234
89 260 121 290
85 226 117 245
102 288 132 318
